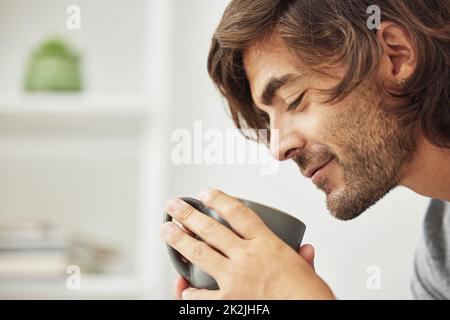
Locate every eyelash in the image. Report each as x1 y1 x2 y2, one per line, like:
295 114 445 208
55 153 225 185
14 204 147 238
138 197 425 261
256 90 307 122
286 91 307 112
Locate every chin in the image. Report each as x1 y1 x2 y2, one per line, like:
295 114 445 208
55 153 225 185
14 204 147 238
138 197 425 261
324 184 394 221
315 164 399 221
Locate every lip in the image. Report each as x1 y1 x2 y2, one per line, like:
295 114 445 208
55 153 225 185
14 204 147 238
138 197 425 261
311 158 335 185
305 158 334 179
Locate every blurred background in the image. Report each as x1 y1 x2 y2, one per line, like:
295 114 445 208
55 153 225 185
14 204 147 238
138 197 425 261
0 0 430 299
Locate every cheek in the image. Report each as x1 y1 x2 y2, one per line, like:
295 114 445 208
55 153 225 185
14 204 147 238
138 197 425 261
297 102 343 149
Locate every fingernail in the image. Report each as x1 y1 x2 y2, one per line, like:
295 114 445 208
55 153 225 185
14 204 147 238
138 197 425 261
161 222 176 240
166 198 185 214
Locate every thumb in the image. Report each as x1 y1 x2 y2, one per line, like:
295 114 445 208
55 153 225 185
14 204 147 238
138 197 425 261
298 244 315 270
174 276 189 300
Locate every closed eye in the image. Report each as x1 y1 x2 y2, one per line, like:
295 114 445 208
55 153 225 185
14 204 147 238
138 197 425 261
286 90 307 112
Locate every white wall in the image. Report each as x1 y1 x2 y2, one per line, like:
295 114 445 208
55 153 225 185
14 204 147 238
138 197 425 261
0 0 146 98
165 0 430 299
0 0 154 297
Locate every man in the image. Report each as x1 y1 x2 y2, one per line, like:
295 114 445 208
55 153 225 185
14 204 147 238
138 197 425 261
160 0 450 299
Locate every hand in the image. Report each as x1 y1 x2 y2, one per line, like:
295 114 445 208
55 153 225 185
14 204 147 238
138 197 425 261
173 244 317 300
161 188 335 300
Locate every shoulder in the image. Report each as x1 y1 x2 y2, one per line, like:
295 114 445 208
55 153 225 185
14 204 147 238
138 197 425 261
411 199 450 300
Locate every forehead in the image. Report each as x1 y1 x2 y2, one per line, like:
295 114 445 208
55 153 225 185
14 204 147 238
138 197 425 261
243 36 302 101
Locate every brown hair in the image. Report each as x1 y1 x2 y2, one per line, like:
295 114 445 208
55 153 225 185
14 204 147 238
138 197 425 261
207 0 450 147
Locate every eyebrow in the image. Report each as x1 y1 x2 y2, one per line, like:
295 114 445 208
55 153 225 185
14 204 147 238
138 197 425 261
260 73 302 106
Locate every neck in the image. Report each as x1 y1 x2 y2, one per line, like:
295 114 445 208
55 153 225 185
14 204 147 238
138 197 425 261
400 135 450 202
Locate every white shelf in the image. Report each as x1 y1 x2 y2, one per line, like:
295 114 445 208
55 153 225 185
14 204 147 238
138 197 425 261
0 0 174 299
0 95 152 117
0 274 143 299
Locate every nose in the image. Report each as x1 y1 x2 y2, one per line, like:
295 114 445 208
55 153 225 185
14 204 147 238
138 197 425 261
269 115 306 161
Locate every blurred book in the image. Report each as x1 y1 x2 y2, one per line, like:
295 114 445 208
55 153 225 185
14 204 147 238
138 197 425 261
0 220 68 251
0 219 118 279
0 252 68 277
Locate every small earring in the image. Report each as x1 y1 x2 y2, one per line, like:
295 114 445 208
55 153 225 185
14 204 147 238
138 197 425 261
399 78 407 84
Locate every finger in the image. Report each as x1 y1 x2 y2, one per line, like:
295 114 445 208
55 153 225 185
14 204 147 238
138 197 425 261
160 222 229 280
198 188 267 239
298 244 315 269
165 198 242 257
174 276 189 300
172 219 195 237
172 221 194 263
182 288 222 300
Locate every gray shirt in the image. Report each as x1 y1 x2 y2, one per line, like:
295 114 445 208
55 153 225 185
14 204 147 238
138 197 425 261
411 199 450 299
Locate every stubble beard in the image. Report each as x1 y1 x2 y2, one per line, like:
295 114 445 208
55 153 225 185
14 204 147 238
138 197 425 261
297 85 417 221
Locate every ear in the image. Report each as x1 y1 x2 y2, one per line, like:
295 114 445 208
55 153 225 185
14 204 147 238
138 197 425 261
376 22 417 87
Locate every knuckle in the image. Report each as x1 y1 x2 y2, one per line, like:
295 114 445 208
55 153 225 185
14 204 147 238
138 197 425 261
191 241 208 260
170 228 184 244
179 205 194 221
267 237 288 253
205 188 222 202
227 203 247 221
201 218 217 235
233 241 254 260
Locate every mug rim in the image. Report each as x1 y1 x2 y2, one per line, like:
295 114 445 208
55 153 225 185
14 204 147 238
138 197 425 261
237 197 305 226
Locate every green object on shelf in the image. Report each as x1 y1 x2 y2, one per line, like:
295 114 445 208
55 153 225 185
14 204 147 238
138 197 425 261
24 37 82 91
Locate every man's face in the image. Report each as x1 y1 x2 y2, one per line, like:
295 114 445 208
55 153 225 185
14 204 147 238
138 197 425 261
244 36 417 220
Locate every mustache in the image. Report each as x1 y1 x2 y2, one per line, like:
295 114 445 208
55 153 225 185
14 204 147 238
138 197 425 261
293 145 337 173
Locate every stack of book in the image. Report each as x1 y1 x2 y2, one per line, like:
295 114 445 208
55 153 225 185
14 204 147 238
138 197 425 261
0 219 117 279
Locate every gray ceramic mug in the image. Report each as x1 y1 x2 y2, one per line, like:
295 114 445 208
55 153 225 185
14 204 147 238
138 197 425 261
163 197 306 290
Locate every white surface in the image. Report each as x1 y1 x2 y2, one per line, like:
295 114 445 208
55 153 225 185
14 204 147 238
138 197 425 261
0 96 151 116
0 0 147 99
0 275 142 299
0 0 170 299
